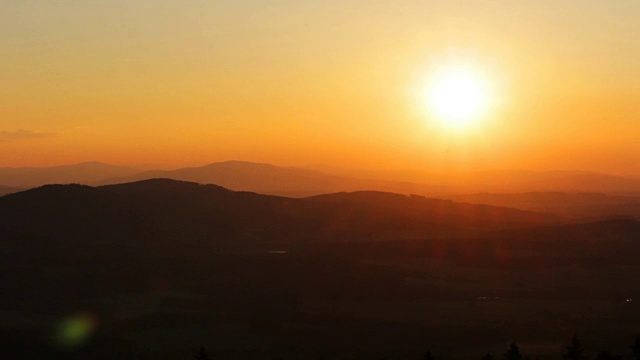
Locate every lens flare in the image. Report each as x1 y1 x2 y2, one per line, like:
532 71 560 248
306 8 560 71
54 313 96 348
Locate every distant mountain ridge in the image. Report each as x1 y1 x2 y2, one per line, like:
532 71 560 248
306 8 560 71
3 160 640 197
309 166 640 194
446 192 640 220
0 161 137 188
97 161 640 196
99 160 450 197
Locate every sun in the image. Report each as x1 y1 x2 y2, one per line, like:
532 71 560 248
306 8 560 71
422 66 492 130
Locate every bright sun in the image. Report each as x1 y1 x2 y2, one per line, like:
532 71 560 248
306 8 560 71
423 66 492 129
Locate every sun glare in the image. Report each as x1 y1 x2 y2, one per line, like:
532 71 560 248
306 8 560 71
422 66 492 130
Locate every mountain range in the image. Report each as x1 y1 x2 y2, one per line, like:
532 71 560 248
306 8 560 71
0 161 137 189
0 178 557 257
445 192 640 220
3 160 640 198
99 161 450 197
3 178 640 359
308 165 640 193
5 177 640 268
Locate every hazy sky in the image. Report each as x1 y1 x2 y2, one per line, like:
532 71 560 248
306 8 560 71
2 1 639 174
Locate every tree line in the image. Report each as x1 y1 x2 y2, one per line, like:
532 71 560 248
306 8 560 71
193 334 640 360
434 335 640 360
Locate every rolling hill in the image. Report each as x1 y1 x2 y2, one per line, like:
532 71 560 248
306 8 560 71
0 178 557 257
100 160 451 197
445 192 640 219
5 160 640 198
310 166 640 194
2 179 640 359
0 161 138 188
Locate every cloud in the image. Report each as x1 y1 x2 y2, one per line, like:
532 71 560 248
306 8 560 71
0 129 53 142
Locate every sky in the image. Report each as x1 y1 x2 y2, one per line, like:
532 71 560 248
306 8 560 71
1 1 639 175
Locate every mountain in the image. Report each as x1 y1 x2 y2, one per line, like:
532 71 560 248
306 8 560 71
484 217 640 262
308 166 640 194
0 178 557 256
535 173 640 193
446 192 640 219
3 179 640 359
0 161 138 188
5 160 639 197
101 160 451 197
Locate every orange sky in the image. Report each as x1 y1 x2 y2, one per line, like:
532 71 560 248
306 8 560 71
2 1 639 175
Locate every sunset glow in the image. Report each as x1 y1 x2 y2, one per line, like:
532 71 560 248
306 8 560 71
0 1 639 175
3 3 640 358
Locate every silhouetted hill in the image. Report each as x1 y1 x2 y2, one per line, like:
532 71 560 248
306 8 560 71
0 179 557 258
3 179 640 359
306 191 558 236
479 217 640 263
445 192 640 219
101 160 450 197
0 161 138 188
102 161 344 194
494 217 640 241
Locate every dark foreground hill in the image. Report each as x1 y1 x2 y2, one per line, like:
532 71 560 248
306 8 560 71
1 180 640 359
0 178 556 255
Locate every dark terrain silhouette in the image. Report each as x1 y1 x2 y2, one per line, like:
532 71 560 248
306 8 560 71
563 334 587 360
596 350 623 360
1 179 640 359
504 342 521 360
0 178 558 252
195 346 211 360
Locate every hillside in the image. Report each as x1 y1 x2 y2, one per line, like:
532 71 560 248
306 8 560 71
311 167 640 194
445 192 640 219
2 180 640 359
101 160 450 197
5 160 640 198
0 162 138 188
0 179 557 256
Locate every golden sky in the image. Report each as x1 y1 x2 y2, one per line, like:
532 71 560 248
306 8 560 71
1 1 639 174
